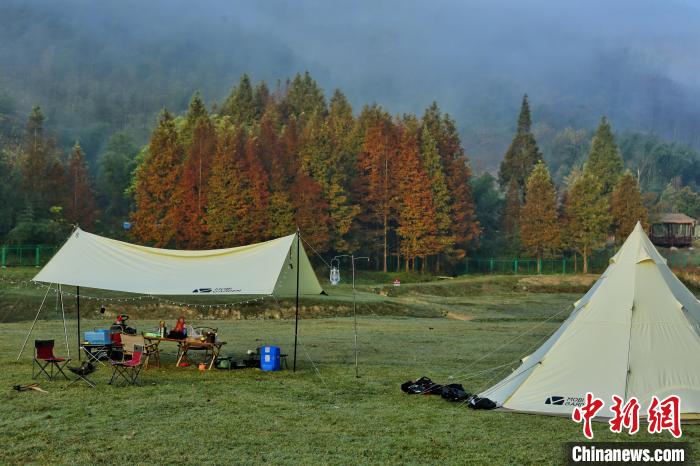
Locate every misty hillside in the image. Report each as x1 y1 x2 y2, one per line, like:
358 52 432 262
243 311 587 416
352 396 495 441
1 0 699 168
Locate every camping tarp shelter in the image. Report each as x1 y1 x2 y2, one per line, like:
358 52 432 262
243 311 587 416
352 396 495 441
33 228 323 296
21 228 323 369
479 222 700 418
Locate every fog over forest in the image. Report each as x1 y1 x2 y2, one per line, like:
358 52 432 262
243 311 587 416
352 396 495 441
1 0 699 168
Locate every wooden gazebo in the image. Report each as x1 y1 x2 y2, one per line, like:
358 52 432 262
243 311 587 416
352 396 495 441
649 213 696 247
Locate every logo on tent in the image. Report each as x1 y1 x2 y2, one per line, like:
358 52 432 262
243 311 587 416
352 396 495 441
545 396 565 406
192 288 212 293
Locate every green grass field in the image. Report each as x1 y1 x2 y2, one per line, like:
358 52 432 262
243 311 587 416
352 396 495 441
0 269 697 464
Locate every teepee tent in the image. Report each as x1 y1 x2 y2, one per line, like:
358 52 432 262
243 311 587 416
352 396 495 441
479 222 700 418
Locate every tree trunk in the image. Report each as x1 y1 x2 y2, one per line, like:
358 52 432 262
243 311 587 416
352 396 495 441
405 256 409 272
537 253 542 274
383 217 387 273
583 247 589 274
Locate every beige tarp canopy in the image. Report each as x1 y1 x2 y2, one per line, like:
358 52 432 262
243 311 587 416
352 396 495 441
479 222 700 418
33 228 323 296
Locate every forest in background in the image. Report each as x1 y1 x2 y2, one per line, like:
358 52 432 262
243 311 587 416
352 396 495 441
1 0 700 168
2 71 700 274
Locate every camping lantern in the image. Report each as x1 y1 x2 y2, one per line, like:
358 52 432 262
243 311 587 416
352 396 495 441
330 259 340 285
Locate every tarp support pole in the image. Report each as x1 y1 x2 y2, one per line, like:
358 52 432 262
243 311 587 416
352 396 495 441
76 286 81 361
293 229 300 372
59 284 70 358
17 283 53 360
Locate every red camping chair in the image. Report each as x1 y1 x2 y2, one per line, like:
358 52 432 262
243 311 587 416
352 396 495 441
109 345 145 386
33 340 71 381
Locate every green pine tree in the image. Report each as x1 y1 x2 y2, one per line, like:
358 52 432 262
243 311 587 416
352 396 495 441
583 116 623 195
498 94 542 193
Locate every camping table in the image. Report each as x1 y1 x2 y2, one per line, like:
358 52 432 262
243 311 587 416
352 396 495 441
144 337 226 370
80 343 117 366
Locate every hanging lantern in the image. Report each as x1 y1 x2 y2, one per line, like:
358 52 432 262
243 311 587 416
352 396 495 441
330 258 341 285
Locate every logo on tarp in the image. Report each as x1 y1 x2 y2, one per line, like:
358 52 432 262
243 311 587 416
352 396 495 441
545 396 565 406
192 288 212 293
545 396 585 407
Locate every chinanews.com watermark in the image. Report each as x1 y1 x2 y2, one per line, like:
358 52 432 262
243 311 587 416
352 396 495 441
566 443 689 464
563 393 691 464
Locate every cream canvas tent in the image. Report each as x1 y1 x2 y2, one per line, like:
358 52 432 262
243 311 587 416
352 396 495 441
33 228 323 296
20 228 324 369
479 222 700 418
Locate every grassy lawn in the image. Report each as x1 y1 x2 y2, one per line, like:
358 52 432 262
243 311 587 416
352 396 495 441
0 269 697 464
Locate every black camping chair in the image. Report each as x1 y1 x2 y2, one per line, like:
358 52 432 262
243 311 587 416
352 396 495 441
67 362 97 388
33 340 70 381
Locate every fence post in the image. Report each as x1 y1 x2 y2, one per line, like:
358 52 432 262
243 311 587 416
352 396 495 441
465 258 469 274
1 246 5 268
489 258 494 273
35 246 40 267
514 258 518 274
562 257 566 274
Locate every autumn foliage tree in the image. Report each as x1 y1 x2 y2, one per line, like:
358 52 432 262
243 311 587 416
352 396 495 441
520 161 561 272
610 170 648 241
126 74 481 273
131 110 184 246
395 117 437 271
564 172 612 273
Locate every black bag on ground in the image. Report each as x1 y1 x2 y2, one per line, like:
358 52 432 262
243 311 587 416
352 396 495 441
467 395 497 410
440 383 471 402
400 376 443 395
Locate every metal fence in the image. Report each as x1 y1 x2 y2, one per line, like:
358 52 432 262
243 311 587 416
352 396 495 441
465 252 696 275
1 243 696 274
0 245 59 268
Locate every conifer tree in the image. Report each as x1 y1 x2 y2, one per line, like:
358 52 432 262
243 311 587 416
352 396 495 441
324 90 360 252
584 116 623 195
206 125 246 247
97 132 138 222
221 74 256 125
131 110 184 246
520 161 561 272
498 95 542 193
564 172 612 273
64 142 99 229
21 106 65 213
421 105 479 264
610 171 648 241
395 117 437 271
292 171 330 252
420 125 452 258
355 114 396 272
173 116 216 248
283 71 327 120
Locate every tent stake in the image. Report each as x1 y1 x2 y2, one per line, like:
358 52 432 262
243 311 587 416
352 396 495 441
76 286 81 361
293 229 300 372
17 284 53 360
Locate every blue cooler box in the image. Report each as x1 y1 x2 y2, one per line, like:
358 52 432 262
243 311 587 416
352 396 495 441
85 329 111 345
260 346 281 371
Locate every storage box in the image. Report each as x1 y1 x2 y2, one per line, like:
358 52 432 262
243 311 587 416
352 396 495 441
85 329 111 345
260 345 281 371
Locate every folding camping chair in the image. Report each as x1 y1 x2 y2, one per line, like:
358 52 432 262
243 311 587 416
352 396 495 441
120 334 160 369
67 362 97 388
109 345 145 386
33 339 71 381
